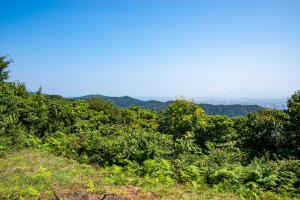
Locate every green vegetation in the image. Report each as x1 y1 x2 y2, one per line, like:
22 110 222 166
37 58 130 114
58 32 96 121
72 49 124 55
1 149 244 200
0 56 11 82
75 95 263 117
0 57 299 199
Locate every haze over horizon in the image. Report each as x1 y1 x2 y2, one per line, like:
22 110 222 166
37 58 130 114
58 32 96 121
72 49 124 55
1 0 299 98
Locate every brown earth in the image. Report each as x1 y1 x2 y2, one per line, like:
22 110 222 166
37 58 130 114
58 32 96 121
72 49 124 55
54 186 160 200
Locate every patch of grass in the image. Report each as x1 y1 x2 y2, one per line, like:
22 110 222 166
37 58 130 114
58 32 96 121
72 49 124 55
0 149 239 200
0 149 100 199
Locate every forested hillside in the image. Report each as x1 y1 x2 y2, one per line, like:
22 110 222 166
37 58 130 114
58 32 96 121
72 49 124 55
1 57 300 199
75 95 263 117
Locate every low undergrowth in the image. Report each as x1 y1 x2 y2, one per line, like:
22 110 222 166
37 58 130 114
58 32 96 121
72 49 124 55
0 149 242 200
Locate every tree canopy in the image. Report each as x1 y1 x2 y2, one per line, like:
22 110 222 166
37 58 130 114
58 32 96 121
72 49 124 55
0 56 11 82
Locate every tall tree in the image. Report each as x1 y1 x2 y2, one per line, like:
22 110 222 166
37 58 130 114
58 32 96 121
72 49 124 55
287 90 300 157
159 99 207 140
0 56 11 82
241 109 289 157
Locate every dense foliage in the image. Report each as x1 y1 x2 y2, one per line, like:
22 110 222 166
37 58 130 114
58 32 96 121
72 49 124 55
0 56 11 82
0 58 299 199
76 95 263 117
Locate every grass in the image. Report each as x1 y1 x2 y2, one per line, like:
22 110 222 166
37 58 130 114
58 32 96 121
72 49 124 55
0 149 240 200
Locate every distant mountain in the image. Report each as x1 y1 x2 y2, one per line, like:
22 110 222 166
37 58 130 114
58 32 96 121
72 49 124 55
194 97 287 110
75 95 171 110
74 95 263 117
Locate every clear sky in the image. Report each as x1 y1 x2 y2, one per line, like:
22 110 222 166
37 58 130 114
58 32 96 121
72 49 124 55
1 0 299 98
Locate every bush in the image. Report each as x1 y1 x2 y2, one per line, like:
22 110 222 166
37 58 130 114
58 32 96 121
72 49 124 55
142 159 176 187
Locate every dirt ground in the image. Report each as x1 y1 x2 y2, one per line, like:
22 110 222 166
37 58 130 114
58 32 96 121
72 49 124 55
54 186 160 200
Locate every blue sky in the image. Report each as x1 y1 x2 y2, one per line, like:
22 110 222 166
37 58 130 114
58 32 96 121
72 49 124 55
1 0 299 98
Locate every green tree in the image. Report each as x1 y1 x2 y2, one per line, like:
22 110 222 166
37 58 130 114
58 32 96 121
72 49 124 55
286 90 300 157
121 106 158 131
195 115 238 149
0 82 29 152
159 99 207 140
86 97 122 123
241 109 288 157
0 56 11 82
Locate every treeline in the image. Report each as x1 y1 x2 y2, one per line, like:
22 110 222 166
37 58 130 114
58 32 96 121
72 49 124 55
0 56 300 199
76 95 263 117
